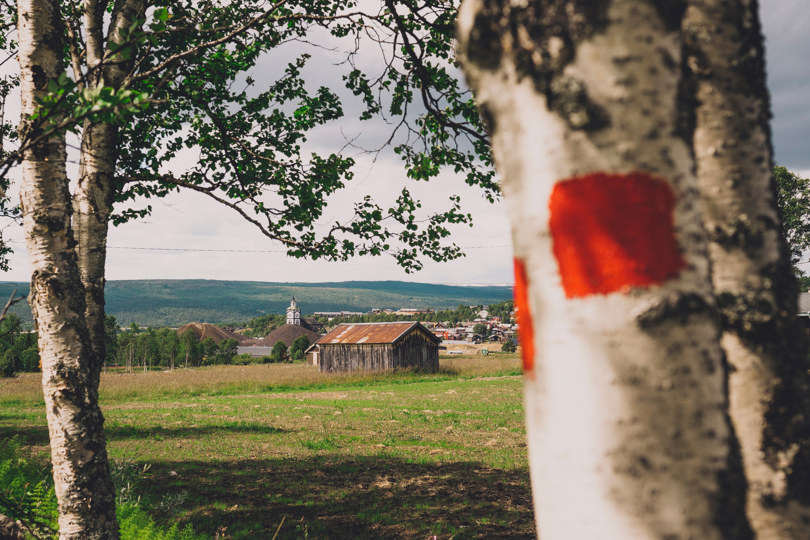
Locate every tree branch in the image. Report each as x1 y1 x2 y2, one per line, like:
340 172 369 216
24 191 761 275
128 0 294 84
0 288 24 323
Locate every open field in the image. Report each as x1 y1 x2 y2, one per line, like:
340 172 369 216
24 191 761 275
0 354 533 538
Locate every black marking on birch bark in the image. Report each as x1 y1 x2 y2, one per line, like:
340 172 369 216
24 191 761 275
750 260 810 503
636 292 715 331
31 212 67 232
711 253 810 504
477 102 497 136
465 9 503 71
547 76 609 130
461 0 610 130
712 425 755 539
709 215 766 250
645 0 687 33
31 65 48 90
708 285 754 538
674 42 697 148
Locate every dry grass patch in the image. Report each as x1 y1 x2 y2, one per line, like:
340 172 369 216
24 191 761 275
0 353 521 405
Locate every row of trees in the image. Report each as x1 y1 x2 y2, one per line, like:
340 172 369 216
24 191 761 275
112 323 238 370
0 316 244 376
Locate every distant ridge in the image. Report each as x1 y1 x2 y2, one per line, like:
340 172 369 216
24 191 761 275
0 279 513 328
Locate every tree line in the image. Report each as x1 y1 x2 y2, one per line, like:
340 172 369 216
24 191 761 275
0 298 519 377
112 322 239 370
0 316 242 376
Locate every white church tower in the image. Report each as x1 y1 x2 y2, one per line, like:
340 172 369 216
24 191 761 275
286 297 301 326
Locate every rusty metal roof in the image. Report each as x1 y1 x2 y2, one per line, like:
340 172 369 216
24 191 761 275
315 322 438 345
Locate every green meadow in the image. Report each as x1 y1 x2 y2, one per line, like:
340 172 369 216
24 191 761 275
0 355 534 539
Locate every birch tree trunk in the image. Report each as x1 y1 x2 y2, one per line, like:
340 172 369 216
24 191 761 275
684 0 810 536
458 1 750 537
17 0 119 537
73 121 116 389
73 0 145 386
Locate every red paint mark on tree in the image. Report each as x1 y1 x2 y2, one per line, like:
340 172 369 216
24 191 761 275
549 171 686 298
513 257 535 374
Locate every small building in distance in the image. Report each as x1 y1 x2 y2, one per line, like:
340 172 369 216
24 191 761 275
310 321 440 373
238 297 323 357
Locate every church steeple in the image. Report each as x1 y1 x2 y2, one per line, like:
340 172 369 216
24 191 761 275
286 297 301 326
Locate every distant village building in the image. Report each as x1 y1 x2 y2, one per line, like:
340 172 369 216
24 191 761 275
237 298 323 356
286 297 301 325
392 308 434 317
313 311 365 321
309 322 440 372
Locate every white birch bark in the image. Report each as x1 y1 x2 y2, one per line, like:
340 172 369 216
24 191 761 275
73 0 146 379
458 0 750 537
685 0 810 536
73 122 115 386
17 0 119 537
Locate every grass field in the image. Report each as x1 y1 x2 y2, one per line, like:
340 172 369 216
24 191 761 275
0 354 534 539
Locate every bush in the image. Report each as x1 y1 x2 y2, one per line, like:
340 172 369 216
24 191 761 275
232 354 257 366
0 351 16 377
270 341 288 363
289 335 310 361
20 347 39 372
501 340 517 353
217 339 238 365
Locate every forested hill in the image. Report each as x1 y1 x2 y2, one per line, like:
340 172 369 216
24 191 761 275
0 280 512 328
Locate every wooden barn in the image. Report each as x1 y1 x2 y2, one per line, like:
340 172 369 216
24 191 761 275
310 322 440 373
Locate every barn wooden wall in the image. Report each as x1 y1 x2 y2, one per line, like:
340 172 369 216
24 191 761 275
392 332 439 371
319 330 438 373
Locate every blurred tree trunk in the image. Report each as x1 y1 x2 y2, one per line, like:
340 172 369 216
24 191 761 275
17 0 119 537
458 0 751 537
684 0 810 535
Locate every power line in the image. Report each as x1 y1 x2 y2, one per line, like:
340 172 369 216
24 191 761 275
5 239 512 253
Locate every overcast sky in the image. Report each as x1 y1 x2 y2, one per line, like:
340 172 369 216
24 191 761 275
1 2 808 285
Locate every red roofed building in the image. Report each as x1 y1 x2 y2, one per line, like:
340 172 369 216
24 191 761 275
310 322 440 373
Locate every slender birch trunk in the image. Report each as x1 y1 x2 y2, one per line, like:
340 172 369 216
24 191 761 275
73 122 116 390
458 1 750 537
17 0 119 537
73 0 146 384
684 0 810 535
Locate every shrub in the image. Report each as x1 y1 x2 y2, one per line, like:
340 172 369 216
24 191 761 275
270 341 288 363
289 335 310 361
232 354 256 366
0 351 16 378
501 340 517 353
